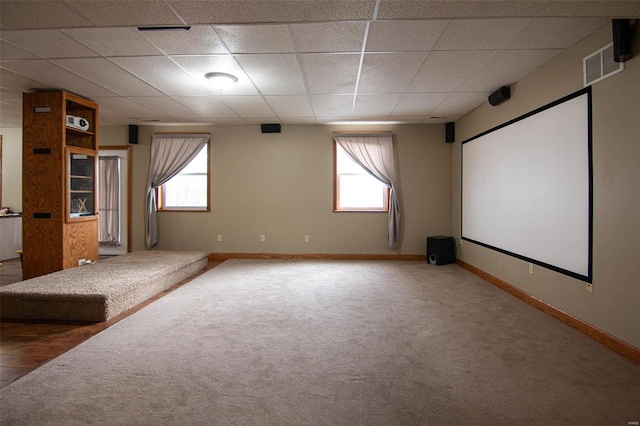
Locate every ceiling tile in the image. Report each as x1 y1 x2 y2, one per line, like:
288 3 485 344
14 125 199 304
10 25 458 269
0 60 117 97
92 96 166 119
504 18 609 49
264 95 314 117
1 30 99 58
0 1 92 29
127 96 199 118
0 41 40 60
0 100 22 117
170 55 259 96
281 117 317 124
366 20 448 52
353 94 402 116
290 22 366 53
236 54 306 96
433 19 530 51
407 51 494 93
430 92 490 117
51 58 163 97
299 54 360 95
140 26 228 55
64 0 184 27
170 0 376 24
358 52 428 93
0 68 55 94
421 116 462 124
63 28 164 57
457 49 562 92
110 56 210 96
243 117 281 125
309 95 354 117
0 88 24 101
213 25 294 54
170 96 241 118
390 93 450 116
217 96 276 117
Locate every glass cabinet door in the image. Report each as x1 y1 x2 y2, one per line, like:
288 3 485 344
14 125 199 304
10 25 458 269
67 147 97 221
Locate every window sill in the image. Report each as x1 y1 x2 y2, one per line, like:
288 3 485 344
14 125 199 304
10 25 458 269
158 207 210 212
333 209 389 213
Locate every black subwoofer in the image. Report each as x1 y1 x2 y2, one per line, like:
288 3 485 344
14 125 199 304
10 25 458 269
426 236 455 265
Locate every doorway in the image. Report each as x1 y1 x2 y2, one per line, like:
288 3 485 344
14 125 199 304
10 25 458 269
98 146 131 256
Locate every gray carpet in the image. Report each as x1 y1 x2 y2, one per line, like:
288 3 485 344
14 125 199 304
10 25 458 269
1 259 638 425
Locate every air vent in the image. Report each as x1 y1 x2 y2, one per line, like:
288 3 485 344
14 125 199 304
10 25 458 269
583 43 624 86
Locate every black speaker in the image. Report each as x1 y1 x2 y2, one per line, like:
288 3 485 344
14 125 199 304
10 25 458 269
612 19 633 63
426 236 455 265
261 123 281 134
445 122 455 143
128 124 138 144
488 86 511 106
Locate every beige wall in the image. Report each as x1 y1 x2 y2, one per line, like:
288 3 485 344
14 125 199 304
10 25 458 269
0 127 23 211
452 24 640 347
110 123 451 255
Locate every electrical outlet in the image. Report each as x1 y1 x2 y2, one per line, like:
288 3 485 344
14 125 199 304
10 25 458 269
217 234 223 242
528 262 534 274
304 235 310 243
586 283 594 294
260 235 266 242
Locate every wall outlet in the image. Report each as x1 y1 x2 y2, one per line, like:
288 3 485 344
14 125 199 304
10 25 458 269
528 262 534 274
217 234 223 242
304 235 310 243
586 283 594 294
260 235 266 242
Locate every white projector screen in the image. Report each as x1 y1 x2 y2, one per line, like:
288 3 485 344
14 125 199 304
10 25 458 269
462 88 592 282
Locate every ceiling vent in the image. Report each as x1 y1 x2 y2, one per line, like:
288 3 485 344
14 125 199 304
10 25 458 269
583 43 624 87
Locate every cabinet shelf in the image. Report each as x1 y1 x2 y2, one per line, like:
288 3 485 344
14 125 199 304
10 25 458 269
66 126 95 136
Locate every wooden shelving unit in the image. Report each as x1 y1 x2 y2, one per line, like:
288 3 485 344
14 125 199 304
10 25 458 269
22 91 99 279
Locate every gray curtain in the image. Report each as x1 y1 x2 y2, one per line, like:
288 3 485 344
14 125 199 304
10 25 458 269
145 134 210 248
98 156 121 246
333 133 401 249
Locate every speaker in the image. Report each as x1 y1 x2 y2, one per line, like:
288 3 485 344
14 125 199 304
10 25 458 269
488 86 511 106
426 236 455 265
261 123 281 134
445 122 455 143
612 19 633 63
128 124 138 144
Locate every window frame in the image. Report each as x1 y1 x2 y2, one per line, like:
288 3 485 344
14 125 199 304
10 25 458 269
157 140 211 212
333 139 390 213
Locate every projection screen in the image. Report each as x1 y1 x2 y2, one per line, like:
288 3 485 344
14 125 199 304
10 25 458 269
462 87 592 282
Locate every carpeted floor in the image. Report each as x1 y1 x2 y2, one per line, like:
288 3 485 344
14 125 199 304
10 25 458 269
1 259 638 425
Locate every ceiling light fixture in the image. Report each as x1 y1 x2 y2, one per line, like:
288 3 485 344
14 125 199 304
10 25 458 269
205 72 238 91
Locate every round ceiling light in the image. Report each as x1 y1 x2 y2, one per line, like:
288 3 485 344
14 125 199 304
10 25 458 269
205 72 238 91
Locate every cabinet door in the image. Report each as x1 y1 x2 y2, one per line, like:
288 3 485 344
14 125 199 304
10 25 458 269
66 146 97 223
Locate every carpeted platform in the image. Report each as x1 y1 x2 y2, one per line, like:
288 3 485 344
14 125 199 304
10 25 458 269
0 251 208 322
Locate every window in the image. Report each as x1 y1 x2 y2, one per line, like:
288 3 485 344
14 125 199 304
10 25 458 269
158 143 209 211
334 141 389 211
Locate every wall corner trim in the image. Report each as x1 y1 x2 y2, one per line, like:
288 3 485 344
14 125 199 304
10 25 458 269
456 259 640 365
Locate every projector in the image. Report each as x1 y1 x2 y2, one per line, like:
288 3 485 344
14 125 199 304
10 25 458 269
66 115 89 131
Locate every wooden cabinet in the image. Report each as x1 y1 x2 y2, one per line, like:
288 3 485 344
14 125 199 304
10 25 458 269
22 91 99 279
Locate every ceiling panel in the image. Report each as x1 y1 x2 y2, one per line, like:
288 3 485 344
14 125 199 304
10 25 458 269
170 55 259 96
1 30 99 58
407 51 494 93
366 20 448 52
140 26 228 55
216 96 276 117
213 25 294 54
0 1 92 29
0 69 55 94
63 28 164 57
433 19 531 51
264 95 314 117
358 52 428 94
390 93 450 116
290 22 366 53
170 95 242 118
51 58 164 97
127 96 200 118
504 18 609 49
309 95 354 117
354 94 402 116
299 54 361 95
92 96 166 119
236 54 306 96
64 0 183 27
0 41 40 60
430 92 490 117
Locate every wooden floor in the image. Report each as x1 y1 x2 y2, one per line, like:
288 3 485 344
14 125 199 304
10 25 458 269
0 259 224 389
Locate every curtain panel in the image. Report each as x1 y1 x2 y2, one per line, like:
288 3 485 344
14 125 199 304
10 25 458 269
98 156 121 246
333 132 401 249
145 134 210 248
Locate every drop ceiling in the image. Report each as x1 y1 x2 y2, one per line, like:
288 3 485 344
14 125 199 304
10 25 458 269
0 0 636 128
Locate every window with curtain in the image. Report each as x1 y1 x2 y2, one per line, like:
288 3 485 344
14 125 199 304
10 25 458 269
158 143 209 211
335 142 389 211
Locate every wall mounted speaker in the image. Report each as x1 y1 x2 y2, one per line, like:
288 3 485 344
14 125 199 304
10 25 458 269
426 236 455 265
261 123 281 134
128 124 138 144
445 122 455 143
612 19 633 63
488 86 511 106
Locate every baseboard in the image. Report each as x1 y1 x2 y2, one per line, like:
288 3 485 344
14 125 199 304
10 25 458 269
456 259 640 365
208 252 425 261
